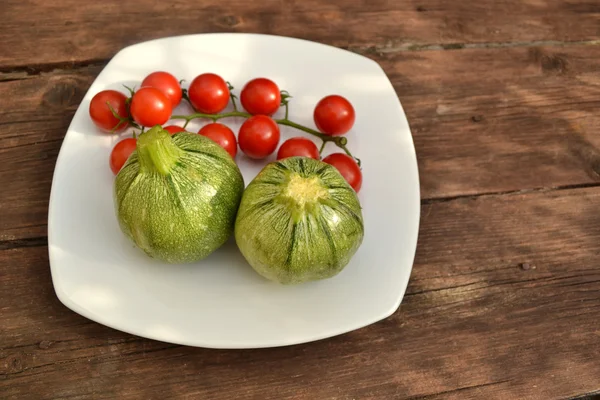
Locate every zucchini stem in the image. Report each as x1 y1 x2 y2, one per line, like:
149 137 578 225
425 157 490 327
137 126 184 175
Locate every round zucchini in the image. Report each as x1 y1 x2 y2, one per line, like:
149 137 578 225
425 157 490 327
235 156 364 284
114 126 244 263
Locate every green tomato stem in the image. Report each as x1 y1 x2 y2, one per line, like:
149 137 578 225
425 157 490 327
319 141 327 155
106 101 137 132
226 81 238 111
172 111 251 123
170 112 361 165
273 118 328 140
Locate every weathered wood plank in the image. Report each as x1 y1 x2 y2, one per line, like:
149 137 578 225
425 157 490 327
0 67 100 240
2 187 599 399
2 45 600 239
380 44 600 197
2 0 600 67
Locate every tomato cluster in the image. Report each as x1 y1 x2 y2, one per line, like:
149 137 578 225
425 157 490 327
89 71 362 192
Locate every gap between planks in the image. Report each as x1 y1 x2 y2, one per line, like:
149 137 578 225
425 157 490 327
567 390 600 400
1 38 600 80
421 181 600 205
352 38 600 55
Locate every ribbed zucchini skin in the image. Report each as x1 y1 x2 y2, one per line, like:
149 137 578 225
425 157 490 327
115 131 244 263
235 156 364 284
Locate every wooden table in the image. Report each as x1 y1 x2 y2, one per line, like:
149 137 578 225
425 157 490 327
2 1 600 399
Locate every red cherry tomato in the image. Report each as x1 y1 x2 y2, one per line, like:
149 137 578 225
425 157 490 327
187 73 230 114
277 137 319 160
110 138 137 175
238 115 280 159
313 95 355 136
198 123 238 158
240 78 281 116
322 153 362 192
89 90 129 132
130 87 172 127
141 71 182 107
163 125 185 135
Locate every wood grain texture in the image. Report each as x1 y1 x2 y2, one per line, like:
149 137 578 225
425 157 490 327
0 67 100 241
380 44 600 197
2 44 600 239
2 0 600 67
2 187 599 399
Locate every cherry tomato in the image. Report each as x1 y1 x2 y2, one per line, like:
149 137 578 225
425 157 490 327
198 123 237 158
130 87 172 127
277 137 319 160
89 90 129 132
110 138 137 175
313 95 355 136
240 78 281 116
141 71 182 107
322 153 362 192
187 73 230 114
238 115 280 159
163 125 185 135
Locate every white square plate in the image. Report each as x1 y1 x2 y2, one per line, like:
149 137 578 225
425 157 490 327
48 33 420 348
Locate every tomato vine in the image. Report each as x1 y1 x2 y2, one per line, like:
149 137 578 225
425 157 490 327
174 85 361 166
98 75 362 179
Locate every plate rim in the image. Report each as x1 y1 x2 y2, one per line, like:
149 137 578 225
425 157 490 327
47 32 421 349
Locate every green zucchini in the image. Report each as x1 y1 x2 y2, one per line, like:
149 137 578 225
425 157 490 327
114 126 244 263
235 156 364 284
